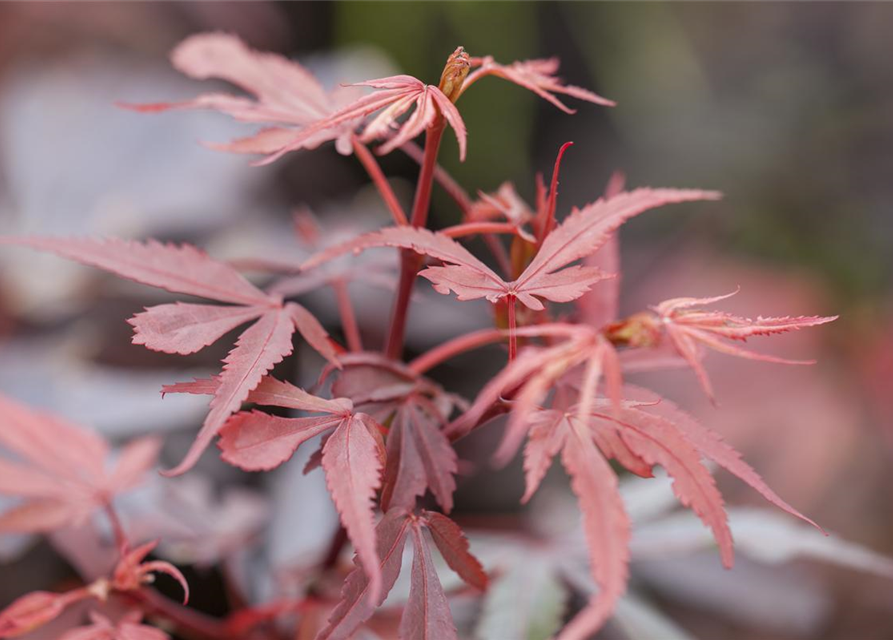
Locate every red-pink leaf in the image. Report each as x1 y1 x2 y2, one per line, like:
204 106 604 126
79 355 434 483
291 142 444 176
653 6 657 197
0 237 273 306
400 523 458 640
302 189 717 311
129 303 265 355
163 375 353 415
558 424 630 640
0 500 82 533
0 589 91 638
301 226 505 302
318 510 411 640
60 611 170 640
595 407 735 568
654 291 837 401
218 411 344 471
521 410 569 503
422 511 487 591
170 33 332 122
382 402 457 514
0 395 153 534
462 56 615 113
105 437 163 493
514 189 721 309
287 302 341 367
161 377 220 397
630 389 823 533
163 308 296 476
322 414 386 604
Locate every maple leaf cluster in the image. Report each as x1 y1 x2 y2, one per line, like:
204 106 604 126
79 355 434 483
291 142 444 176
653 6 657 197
0 32 842 640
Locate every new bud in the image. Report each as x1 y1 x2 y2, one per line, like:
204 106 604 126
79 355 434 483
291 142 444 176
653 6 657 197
439 46 471 102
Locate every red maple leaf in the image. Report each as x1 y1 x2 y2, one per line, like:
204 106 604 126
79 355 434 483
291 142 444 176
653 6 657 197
0 237 340 475
0 394 160 533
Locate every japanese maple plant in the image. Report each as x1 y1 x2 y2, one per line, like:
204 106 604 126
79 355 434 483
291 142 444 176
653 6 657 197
0 34 839 640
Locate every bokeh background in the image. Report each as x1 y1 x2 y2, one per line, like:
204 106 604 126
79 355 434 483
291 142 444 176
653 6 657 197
0 2 892 639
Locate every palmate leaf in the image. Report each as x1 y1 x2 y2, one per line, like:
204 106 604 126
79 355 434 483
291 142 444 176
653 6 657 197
319 510 484 640
652 290 838 401
120 32 361 157
0 395 160 534
381 400 458 514
173 374 385 604
0 236 340 475
0 236 272 305
301 188 719 312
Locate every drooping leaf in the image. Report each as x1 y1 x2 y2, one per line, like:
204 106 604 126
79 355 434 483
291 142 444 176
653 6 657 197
400 523 458 640
627 388 822 532
521 410 569 503
558 424 630 640
322 414 386 604
318 510 412 640
382 400 457 514
593 408 734 568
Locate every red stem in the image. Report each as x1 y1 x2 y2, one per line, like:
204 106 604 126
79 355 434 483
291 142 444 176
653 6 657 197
535 141 574 243
507 295 517 361
104 502 129 556
332 278 362 352
352 136 408 226
400 141 472 215
408 328 505 375
131 589 228 640
401 141 512 277
385 119 446 359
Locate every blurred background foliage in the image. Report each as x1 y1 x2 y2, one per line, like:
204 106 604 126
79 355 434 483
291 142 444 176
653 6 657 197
1 2 892 639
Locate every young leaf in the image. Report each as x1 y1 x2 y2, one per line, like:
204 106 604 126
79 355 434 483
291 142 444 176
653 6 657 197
652 291 837 401
260 72 468 165
461 56 615 113
302 188 719 312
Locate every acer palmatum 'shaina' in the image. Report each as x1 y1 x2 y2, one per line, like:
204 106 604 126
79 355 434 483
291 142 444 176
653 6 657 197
0 32 856 640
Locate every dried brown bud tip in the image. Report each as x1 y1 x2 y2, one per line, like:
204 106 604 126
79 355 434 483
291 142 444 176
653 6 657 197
439 46 471 102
